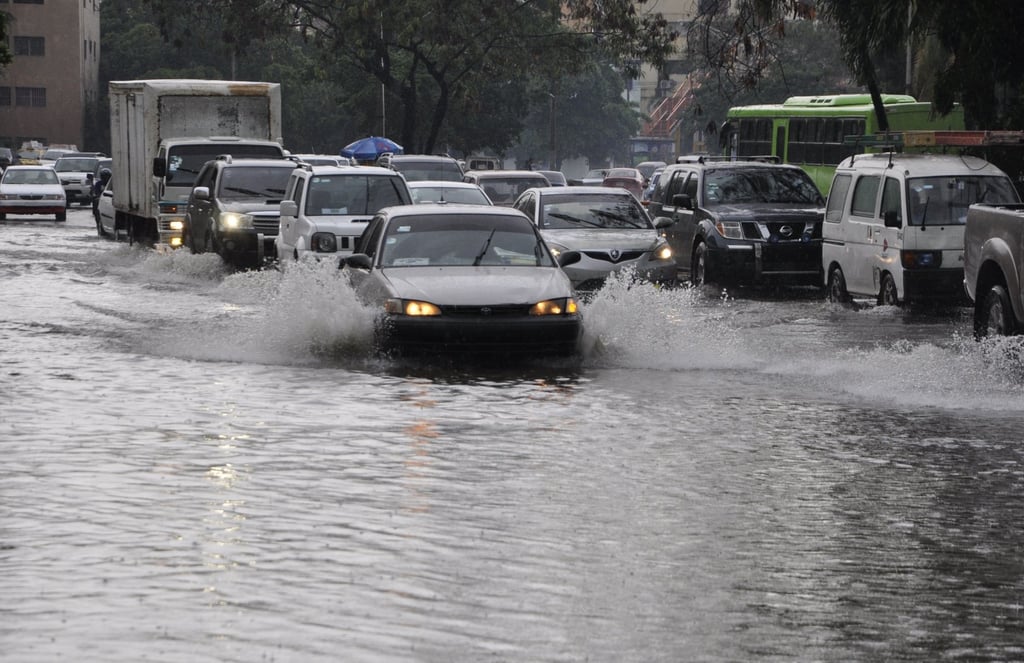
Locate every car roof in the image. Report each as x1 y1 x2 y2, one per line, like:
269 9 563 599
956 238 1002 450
380 203 529 219
465 170 548 178
406 180 481 188
388 154 458 161
211 158 297 169
836 152 1008 176
533 185 636 196
303 164 398 176
4 164 54 170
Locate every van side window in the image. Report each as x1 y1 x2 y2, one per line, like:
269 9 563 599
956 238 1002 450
826 173 852 223
666 170 689 203
850 175 880 218
880 177 902 223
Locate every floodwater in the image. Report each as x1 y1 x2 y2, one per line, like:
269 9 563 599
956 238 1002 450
2 208 1024 662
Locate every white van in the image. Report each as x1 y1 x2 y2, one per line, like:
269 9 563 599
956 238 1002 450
822 153 1019 305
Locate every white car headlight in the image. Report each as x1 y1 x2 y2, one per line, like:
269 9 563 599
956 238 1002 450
530 298 579 316
385 298 441 316
547 242 570 258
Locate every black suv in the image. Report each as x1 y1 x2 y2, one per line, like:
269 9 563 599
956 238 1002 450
377 153 464 182
184 156 297 268
648 156 825 286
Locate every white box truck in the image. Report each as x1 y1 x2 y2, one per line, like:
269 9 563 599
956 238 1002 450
109 79 285 246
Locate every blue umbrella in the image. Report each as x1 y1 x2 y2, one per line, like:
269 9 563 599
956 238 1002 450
339 136 404 161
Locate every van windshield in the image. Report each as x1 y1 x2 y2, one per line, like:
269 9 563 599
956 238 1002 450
907 176 1020 226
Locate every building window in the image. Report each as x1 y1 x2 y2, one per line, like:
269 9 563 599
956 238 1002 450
15 87 46 107
14 36 45 56
0 87 11 105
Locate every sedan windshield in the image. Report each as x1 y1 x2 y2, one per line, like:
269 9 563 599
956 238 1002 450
704 168 823 206
907 175 1019 226
540 193 652 230
2 169 59 185
380 215 552 267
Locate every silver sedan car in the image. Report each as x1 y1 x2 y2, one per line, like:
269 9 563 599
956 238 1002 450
511 186 677 291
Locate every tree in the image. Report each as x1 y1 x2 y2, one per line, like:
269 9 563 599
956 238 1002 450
691 0 1024 131
143 0 678 154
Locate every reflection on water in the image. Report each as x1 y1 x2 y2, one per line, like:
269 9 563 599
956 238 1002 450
2 213 1024 661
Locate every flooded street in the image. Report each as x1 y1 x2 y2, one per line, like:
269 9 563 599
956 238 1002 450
3 208 1024 662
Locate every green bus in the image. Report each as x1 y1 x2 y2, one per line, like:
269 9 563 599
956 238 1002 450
721 94 965 193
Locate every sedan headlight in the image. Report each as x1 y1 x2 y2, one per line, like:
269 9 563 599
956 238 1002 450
546 242 570 258
311 232 338 253
218 211 254 230
714 220 743 239
385 298 441 316
45 194 65 201
652 241 672 261
530 298 579 316
0 194 16 200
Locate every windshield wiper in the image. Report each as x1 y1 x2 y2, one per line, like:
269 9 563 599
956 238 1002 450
473 229 496 266
592 208 644 228
548 212 602 227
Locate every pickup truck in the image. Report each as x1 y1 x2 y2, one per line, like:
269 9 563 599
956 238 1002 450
963 203 1024 336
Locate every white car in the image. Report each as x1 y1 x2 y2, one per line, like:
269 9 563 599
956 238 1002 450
0 165 67 222
407 180 492 205
95 179 117 238
276 164 412 263
54 153 102 206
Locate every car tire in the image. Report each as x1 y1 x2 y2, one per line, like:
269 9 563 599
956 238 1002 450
975 284 1017 338
56 211 66 222
0 213 5 221
827 265 851 304
691 241 710 286
878 273 899 306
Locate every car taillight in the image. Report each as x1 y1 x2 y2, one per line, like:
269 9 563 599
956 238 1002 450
901 250 942 269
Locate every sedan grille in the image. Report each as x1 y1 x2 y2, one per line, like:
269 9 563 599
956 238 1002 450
582 249 645 263
439 304 531 317
18 195 45 201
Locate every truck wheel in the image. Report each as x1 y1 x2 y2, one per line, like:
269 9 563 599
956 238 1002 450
975 284 1016 338
690 241 710 286
878 273 899 306
827 265 851 304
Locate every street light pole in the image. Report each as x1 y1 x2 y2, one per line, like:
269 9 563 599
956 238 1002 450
548 92 556 170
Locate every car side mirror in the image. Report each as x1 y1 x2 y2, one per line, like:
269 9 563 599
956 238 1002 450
672 193 693 210
192 186 210 200
883 210 902 228
653 216 674 229
280 200 298 217
342 253 373 270
557 250 582 268
152 157 166 178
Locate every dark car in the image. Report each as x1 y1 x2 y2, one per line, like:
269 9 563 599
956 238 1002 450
184 156 297 268
342 204 582 358
0 147 15 170
377 153 464 182
648 156 825 286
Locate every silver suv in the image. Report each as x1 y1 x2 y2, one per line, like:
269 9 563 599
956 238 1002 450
276 164 412 264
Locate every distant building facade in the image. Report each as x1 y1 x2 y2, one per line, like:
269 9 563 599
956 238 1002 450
0 0 101 151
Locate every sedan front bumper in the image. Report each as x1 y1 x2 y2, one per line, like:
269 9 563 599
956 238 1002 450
379 314 583 357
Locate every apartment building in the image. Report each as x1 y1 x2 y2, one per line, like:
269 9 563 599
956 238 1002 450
0 0 101 152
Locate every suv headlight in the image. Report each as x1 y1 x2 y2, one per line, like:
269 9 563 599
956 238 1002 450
311 232 338 253
714 220 743 239
218 212 254 230
652 240 672 261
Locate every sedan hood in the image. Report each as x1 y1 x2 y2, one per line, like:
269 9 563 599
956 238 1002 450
541 228 661 251
381 266 573 305
219 200 284 213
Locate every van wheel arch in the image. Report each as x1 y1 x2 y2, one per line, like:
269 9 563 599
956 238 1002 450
878 272 899 306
